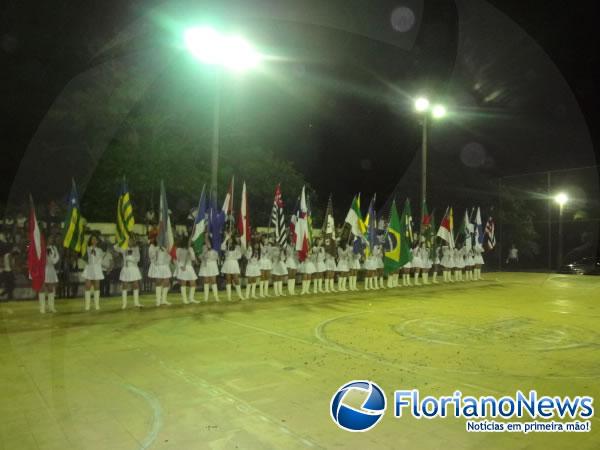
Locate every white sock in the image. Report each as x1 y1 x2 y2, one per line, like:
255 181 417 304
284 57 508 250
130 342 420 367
84 290 91 310
189 286 199 303
235 284 244 300
93 290 100 310
245 284 251 299
259 281 264 297
318 278 324 292
226 284 232 301
204 284 210 301
162 286 170 304
38 292 46 314
48 292 56 312
133 289 141 306
155 286 162 306
312 279 318 294
264 280 270 297
121 290 128 309
180 285 188 304
212 283 220 301
414 273 420 285
287 279 295 295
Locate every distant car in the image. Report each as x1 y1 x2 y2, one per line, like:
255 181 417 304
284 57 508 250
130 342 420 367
558 257 600 275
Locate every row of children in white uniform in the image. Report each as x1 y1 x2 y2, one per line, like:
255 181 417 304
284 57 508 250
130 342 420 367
36 232 485 313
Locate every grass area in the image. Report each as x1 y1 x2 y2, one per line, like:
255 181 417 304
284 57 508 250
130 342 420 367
1 273 599 449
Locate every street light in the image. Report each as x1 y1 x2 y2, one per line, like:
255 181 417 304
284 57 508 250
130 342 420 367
554 192 568 268
414 96 447 221
185 26 261 194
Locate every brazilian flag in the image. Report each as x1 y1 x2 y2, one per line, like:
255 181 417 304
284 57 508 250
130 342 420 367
116 177 135 249
383 201 402 274
62 179 87 254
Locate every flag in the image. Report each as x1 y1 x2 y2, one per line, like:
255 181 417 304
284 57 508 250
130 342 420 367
421 201 434 249
322 194 336 239
383 201 401 274
366 196 377 251
191 185 208 254
458 209 474 250
295 186 310 261
28 196 46 292
158 181 176 259
474 207 484 246
484 216 496 251
221 176 234 215
344 195 364 238
209 190 226 251
62 179 86 254
399 199 413 265
436 207 455 248
270 184 287 246
402 199 414 245
222 176 235 232
237 182 251 250
289 196 299 246
115 177 135 250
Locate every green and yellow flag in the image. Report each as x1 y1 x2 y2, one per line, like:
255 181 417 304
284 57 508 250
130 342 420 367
383 201 402 274
62 179 87 254
116 177 135 249
399 199 413 266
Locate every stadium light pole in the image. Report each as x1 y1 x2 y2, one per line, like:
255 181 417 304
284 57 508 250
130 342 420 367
554 192 568 268
184 26 261 195
414 97 446 221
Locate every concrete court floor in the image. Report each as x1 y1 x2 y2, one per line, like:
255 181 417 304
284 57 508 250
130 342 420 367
0 272 599 450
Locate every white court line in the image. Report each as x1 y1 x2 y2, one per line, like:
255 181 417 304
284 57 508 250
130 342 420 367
125 384 163 450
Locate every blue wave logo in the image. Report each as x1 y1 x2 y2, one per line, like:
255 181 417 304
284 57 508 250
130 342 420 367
330 380 387 432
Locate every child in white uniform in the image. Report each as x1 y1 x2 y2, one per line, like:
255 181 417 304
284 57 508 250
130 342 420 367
39 237 60 313
245 241 262 298
199 239 221 301
148 233 173 306
116 237 143 309
82 235 104 311
175 240 200 304
221 233 245 301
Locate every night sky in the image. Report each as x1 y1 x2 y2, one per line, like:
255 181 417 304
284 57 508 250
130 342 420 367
1 0 599 214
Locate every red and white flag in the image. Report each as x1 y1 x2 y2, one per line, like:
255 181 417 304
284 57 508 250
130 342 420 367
27 196 46 292
237 181 251 250
436 206 455 249
295 186 310 261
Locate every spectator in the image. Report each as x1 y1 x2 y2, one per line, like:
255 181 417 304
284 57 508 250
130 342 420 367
506 244 519 265
1 246 17 300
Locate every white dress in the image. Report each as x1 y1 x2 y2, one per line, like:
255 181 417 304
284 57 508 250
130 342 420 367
175 247 197 281
45 245 60 283
365 245 381 271
148 245 172 279
441 246 453 268
303 248 317 274
285 244 299 270
118 246 142 282
411 246 423 269
324 251 337 272
454 248 466 269
259 244 273 271
473 244 485 265
245 248 261 278
350 249 362 270
271 246 288 276
336 247 350 272
315 247 327 272
199 248 220 277
464 248 475 266
221 244 242 275
420 247 432 270
82 247 105 280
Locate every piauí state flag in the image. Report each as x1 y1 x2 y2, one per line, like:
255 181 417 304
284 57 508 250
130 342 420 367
191 185 207 254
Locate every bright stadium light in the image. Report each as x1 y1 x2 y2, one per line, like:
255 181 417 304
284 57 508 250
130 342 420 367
432 104 447 119
184 26 261 72
414 97 430 112
554 192 568 206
